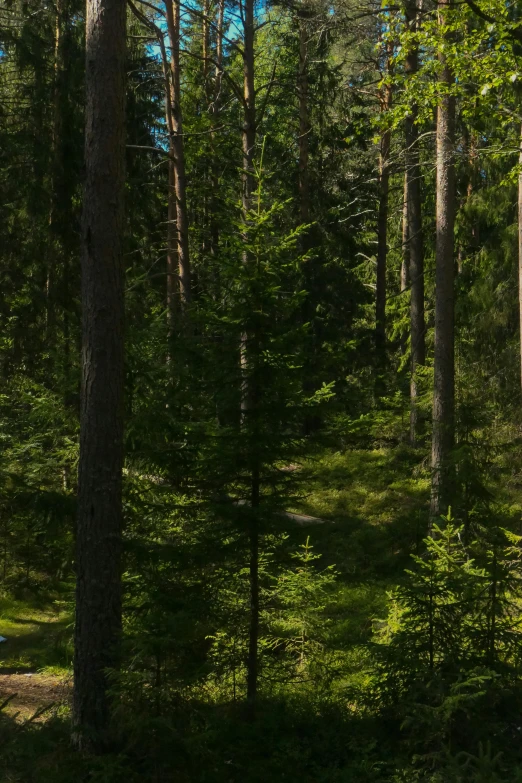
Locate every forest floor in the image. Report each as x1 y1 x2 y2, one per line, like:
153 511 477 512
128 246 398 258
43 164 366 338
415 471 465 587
0 444 432 713
284 444 431 653
0 599 72 723
0 443 439 781
290 444 431 581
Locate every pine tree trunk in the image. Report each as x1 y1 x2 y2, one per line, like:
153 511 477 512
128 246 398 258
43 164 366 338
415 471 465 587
165 0 191 309
167 154 177 352
518 121 522 395
298 7 321 433
401 173 409 295
240 0 259 718
209 0 224 258
157 28 178 347
46 0 67 340
401 172 409 357
298 13 310 232
202 0 210 103
201 0 211 258
127 1 179 346
430 0 456 517
405 0 425 445
72 0 126 751
375 126 390 385
241 0 256 229
375 42 393 393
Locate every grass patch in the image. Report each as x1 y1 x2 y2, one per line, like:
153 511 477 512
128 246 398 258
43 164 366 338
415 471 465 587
0 596 72 674
290 446 430 577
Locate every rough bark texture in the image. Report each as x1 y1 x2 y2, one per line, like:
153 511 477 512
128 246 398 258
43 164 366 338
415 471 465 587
165 0 191 309
405 0 425 445
430 2 456 517
73 0 126 750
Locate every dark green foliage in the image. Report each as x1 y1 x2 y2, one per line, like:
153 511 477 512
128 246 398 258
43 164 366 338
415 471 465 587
5 0 522 778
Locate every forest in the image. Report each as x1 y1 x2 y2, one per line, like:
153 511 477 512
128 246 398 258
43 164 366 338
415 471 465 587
3 0 522 778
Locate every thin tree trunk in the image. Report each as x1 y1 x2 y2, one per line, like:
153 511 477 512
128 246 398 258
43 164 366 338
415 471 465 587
298 12 310 232
209 0 224 258
160 23 177 349
401 172 409 356
430 0 456 517
375 40 393 392
246 430 260 718
375 128 390 380
468 133 479 251
518 121 522 395
167 155 178 351
240 0 259 718
405 0 425 445
160 44 178 352
128 1 179 346
72 0 126 751
201 0 211 258
202 0 210 103
241 0 256 232
46 0 66 339
165 0 191 309
298 6 320 433
401 173 409 295
128 0 179 346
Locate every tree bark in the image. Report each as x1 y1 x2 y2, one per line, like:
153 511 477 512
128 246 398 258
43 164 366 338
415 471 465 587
401 173 409 296
202 0 210 103
375 40 393 392
160 20 177 350
72 0 126 751
400 172 409 357
298 6 321 432
167 156 178 352
241 0 256 230
430 0 456 517
298 12 310 232
46 0 69 341
518 121 522 395
209 0 225 259
240 0 260 718
165 0 191 309
404 0 425 445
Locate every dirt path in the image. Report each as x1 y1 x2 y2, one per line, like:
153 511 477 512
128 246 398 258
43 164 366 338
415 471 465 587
0 671 71 723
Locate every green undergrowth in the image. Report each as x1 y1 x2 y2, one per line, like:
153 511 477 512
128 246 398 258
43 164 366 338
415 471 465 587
292 445 431 576
7 442 522 781
0 595 73 675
